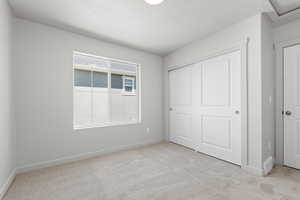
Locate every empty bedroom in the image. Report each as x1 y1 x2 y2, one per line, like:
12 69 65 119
1 0 300 199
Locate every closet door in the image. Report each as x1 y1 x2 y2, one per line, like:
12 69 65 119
169 50 242 165
194 51 241 165
169 65 195 149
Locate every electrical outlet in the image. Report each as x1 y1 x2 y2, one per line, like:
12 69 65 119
146 128 150 133
268 96 273 104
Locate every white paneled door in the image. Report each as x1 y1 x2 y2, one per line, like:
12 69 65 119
284 45 300 169
169 50 242 165
169 66 194 149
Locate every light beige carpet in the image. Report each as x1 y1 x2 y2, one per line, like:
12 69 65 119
4 143 300 200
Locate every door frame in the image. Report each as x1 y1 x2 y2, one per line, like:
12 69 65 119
275 38 300 165
164 37 249 168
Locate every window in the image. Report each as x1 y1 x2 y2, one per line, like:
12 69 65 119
111 74 123 89
93 72 108 88
123 76 135 93
73 52 140 129
74 70 92 87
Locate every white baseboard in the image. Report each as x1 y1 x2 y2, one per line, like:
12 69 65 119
0 169 16 200
17 139 164 174
263 156 274 175
242 165 264 176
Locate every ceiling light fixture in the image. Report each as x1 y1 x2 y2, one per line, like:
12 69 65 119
144 0 165 5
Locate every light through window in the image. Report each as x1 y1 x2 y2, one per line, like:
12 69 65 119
73 52 140 129
123 76 135 93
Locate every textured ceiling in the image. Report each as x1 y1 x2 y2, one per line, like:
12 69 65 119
9 0 265 55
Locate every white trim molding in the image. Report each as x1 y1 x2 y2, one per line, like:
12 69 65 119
263 156 274 176
17 140 163 174
241 37 250 168
275 37 300 165
164 37 250 170
242 165 264 176
0 169 16 200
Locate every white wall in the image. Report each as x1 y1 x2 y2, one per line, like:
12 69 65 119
0 0 15 195
261 14 275 169
274 18 300 43
13 18 164 169
164 14 264 172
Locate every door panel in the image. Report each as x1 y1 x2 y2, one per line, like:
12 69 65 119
169 50 241 165
197 51 241 165
169 67 192 106
284 45 300 169
170 113 193 148
202 59 231 106
169 66 194 149
202 116 231 150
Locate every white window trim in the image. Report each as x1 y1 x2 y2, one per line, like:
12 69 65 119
73 51 142 130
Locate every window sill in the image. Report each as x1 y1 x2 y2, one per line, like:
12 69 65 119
122 92 136 96
74 120 141 130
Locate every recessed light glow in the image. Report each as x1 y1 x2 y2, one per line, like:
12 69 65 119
144 0 165 5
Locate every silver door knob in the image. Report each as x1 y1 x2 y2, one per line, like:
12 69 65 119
285 111 292 116
169 108 173 111
235 110 240 115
